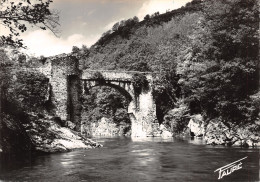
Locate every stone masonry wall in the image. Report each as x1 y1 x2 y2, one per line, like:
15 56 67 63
50 56 79 121
130 83 158 137
67 75 81 130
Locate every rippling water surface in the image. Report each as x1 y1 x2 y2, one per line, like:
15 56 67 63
0 137 259 182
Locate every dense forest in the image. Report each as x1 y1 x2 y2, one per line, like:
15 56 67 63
71 0 259 134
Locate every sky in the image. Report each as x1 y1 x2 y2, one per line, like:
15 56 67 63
11 0 192 57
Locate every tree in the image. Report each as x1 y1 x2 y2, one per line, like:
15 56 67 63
132 16 139 23
112 22 120 32
81 44 89 55
81 86 129 124
0 0 59 48
153 70 181 123
101 30 111 38
113 108 130 124
72 46 80 54
144 14 150 21
182 0 259 124
132 73 149 96
151 12 159 18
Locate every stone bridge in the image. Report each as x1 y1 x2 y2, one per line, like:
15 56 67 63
45 55 159 137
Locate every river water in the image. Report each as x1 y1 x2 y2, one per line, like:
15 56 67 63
0 137 259 182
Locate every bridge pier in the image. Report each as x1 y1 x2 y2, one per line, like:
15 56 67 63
127 88 159 137
50 56 79 122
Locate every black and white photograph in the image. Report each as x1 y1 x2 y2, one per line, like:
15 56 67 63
0 0 259 181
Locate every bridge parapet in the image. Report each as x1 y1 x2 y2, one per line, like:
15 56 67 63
81 70 153 82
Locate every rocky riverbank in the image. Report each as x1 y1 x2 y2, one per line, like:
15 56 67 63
0 112 102 154
204 121 260 147
81 117 131 137
164 105 259 147
186 114 260 147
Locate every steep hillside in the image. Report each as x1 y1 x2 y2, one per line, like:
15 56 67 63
74 0 259 142
79 0 203 71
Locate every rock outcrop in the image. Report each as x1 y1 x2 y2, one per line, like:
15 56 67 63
159 124 173 138
187 114 204 137
163 104 190 135
0 112 102 154
205 120 260 147
82 117 131 137
23 112 102 153
0 113 33 154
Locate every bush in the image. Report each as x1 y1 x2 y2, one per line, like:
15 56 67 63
113 108 130 125
4 71 49 112
152 70 181 123
164 104 190 134
81 86 130 125
92 71 105 84
132 73 149 95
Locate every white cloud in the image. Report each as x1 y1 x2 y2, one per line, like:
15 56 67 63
21 30 100 57
137 0 191 20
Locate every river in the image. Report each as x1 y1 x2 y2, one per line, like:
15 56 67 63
0 137 259 182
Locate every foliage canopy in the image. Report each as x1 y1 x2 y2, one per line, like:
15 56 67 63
0 0 59 47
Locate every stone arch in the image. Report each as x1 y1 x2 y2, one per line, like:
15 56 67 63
84 82 133 103
81 79 137 122
80 81 135 137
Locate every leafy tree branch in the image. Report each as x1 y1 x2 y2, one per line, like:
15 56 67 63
0 0 60 48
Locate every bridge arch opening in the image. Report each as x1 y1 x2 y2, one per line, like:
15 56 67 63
80 83 134 137
85 82 133 103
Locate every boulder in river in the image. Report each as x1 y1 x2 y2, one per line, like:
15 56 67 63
159 124 173 138
187 114 205 137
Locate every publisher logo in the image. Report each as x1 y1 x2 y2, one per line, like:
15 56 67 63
214 157 247 180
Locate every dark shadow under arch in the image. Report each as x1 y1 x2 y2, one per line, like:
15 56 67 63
86 82 133 102
81 82 133 136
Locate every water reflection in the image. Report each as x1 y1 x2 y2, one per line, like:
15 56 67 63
187 137 205 145
131 137 175 143
127 141 159 181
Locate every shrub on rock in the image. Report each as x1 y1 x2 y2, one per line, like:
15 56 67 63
163 103 189 134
